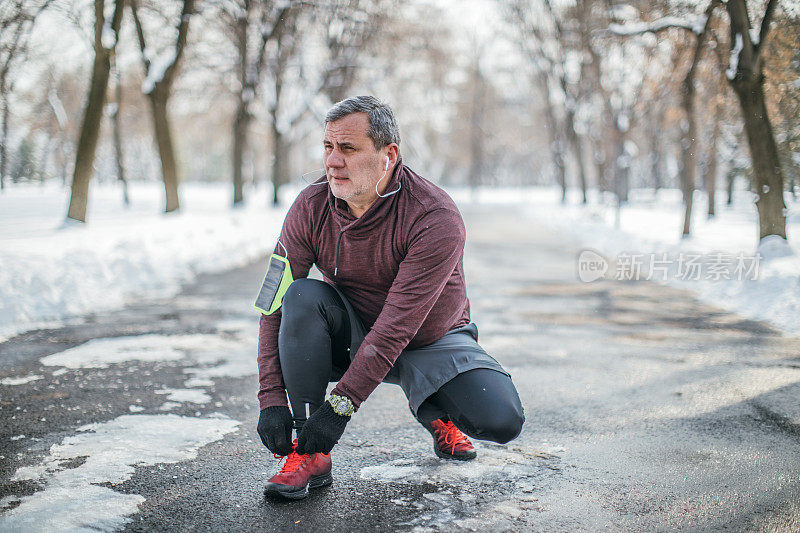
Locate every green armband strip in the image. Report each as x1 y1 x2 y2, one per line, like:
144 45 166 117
254 253 294 315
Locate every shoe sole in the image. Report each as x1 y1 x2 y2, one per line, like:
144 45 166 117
264 472 333 500
434 446 477 461
423 426 478 461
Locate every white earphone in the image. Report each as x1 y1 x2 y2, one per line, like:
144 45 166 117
376 154 401 198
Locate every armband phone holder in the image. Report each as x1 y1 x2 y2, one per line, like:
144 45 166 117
254 251 293 315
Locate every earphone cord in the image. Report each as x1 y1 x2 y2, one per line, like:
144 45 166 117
376 166 401 198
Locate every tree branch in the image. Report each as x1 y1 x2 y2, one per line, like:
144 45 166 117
606 15 706 37
685 0 720 82
755 0 778 66
163 0 195 88
128 0 150 72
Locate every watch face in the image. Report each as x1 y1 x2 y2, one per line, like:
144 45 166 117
334 402 348 415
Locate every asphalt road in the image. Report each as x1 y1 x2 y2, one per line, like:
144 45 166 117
2 202 800 532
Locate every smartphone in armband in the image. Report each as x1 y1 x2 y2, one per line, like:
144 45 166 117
254 253 293 315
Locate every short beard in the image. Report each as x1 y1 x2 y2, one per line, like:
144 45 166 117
330 180 371 202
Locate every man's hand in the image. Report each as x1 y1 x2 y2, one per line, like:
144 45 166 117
257 406 293 456
296 402 350 455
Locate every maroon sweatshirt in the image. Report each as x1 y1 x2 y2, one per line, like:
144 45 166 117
257 162 470 410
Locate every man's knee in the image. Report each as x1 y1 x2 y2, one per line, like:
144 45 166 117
281 278 328 313
471 404 524 444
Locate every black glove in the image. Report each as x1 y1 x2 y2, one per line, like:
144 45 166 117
296 402 350 455
257 406 293 456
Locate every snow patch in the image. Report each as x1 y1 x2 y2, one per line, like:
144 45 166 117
39 333 237 369
0 182 286 340
156 388 211 404
360 444 554 484
2 414 239 532
1 374 43 385
184 377 214 388
758 235 795 260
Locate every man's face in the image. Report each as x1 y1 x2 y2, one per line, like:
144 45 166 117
323 112 386 204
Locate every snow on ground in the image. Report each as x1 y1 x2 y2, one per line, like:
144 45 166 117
454 186 799 336
40 333 238 369
0 374 43 385
360 442 543 489
1 322 256 530
0 181 288 341
39 328 255 395
0 414 239 532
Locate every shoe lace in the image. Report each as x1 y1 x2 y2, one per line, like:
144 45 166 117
273 438 309 473
438 420 470 453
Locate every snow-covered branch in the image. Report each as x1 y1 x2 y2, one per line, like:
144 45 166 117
726 32 743 80
607 15 707 37
142 49 177 94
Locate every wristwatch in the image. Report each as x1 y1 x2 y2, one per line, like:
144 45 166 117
327 394 355 417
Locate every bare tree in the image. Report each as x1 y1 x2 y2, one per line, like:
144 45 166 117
265 7 303 206
0 0 53 191
65 0 124 222
465 49 488 197
217 0 292 206
130 0 196 213
262 1 387 205
318 0 389 103
110 52 128 206
507 0 589 203
607 0 719 236
725 0 787 239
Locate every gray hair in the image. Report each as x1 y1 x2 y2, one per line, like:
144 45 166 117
324 95 400 149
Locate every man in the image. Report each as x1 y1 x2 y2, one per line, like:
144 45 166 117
255 96 524 500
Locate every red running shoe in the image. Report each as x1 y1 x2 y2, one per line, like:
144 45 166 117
422 418 477 461
264 439 332 500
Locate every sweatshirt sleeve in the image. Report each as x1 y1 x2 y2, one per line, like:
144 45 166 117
257 195 315 410
331 207 466 408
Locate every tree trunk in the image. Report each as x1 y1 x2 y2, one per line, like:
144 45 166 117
467 58 486 195
147 87 180 213
650 108 664 192
592 135 609 193
725 0 786 240
704 103 720 218
233 105 249 206
0 96 9 191
677 0 718 236
37 136 52 183
232 10 248 207
111 54 128 206
680 85 696 237
66 0 123 221
613 123 629 204
130 0 193 214
543 103 566 202
731 80 786 239
67 0 113 222
564 110 587 203
727 170 735 205
270 118 288 206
